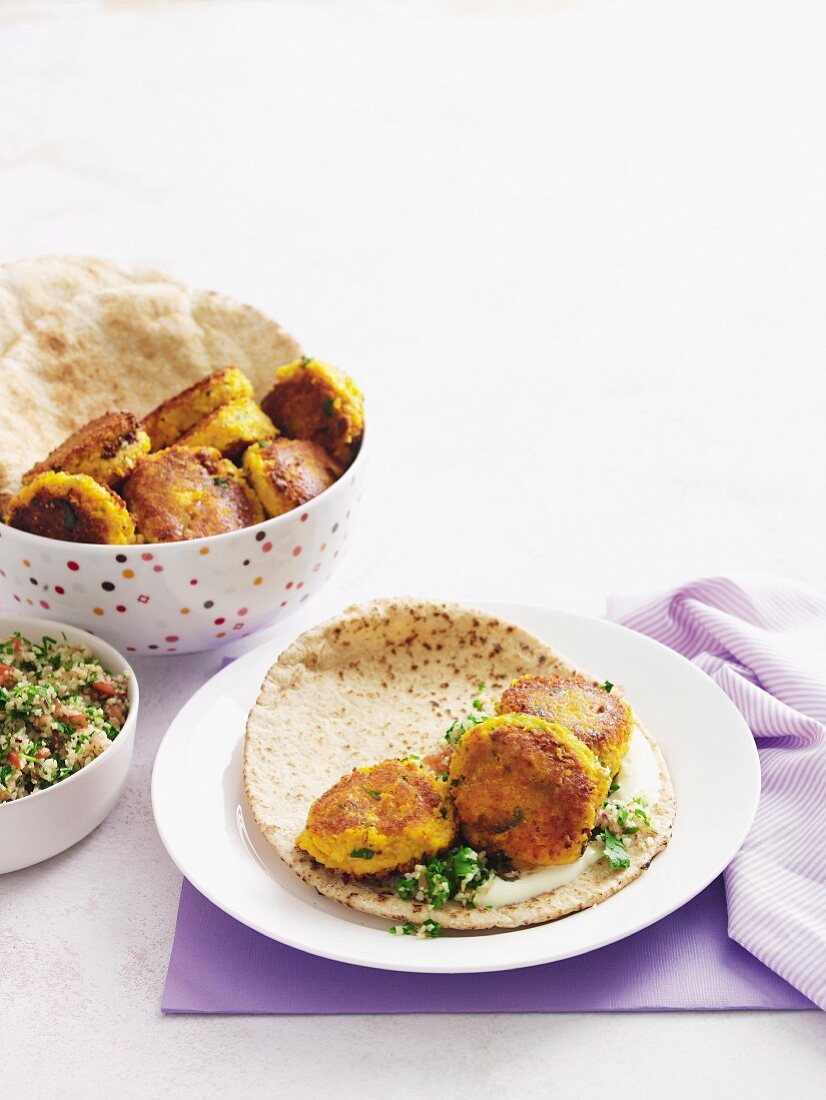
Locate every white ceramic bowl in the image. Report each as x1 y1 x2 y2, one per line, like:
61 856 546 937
0 440 365 655
0 616 138 874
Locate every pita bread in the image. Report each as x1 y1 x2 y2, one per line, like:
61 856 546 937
244 598 676 931
0 256 301 503
0 255 181 359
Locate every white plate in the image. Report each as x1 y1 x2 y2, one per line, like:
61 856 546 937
151 602 760 974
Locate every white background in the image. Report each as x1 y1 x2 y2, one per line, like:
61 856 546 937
1 0 825 1096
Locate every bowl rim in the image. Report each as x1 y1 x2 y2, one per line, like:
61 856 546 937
0 614 139 813
0 428 366 554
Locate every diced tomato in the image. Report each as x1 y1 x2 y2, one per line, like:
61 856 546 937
34 748 51 760
0 664 15 685
56 710 86 730
91 680 120 697
6 751 21 769
422 749 452 774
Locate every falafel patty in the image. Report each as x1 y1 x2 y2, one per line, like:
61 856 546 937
177 398 277 459
448 714 611 870
243 438 342 518
22 411 150 487
498 674 634 777
260 357 364 466
142 367 255 450
6 472 135 544
297 758 457 878
121 445 263 542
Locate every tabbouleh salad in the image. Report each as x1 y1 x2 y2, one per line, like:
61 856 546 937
0 632 129 802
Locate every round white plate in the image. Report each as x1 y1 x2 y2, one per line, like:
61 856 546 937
151 602 760 974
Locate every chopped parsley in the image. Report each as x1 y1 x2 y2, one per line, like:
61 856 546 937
596 829 631 869
395 846 490 909
363 787 381 801
349 847 375 859
389 919 441 939
444 685 491 746
212 477 229 489
592 795 652 870
600 680 614 693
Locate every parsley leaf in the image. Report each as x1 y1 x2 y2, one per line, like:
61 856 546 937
597 830 630 869
394 846 489 907
349 847 375 859
600 680 614 693
388 919 442 939
492 807 524 834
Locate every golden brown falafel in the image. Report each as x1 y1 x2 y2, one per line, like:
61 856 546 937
448 714 611 870
260 357 364 466
121 445 263 542
142 367 255 450
22 411 150 487
297 758 457 878
6 472 135 544
498 674 634 777
177 398 277 459
243 438 342 518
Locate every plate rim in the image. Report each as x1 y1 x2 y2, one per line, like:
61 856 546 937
151 600 761 973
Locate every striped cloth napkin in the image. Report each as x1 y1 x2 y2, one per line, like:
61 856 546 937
607 576 826 1011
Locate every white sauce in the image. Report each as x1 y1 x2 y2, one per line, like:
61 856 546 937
611 725 661 806
473 726 660 909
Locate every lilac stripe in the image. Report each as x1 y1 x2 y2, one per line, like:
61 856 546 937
608 575 826 1011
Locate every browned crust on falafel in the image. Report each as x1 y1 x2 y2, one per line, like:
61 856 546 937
22 410 149 486
498 674 634 776
141 367 254 450
244 438 342 517
121 444 262 542
449 716 609 869
6 472 134 544
260 361 362 466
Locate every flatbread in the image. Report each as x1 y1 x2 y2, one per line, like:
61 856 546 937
244 598 676 931
0 255 181 358
0 256 301 503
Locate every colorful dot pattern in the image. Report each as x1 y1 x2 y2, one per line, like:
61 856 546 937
0 480 362 653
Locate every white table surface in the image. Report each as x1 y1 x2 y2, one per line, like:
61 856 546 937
1 0 825 1095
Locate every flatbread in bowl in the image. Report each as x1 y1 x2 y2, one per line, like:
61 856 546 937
0 254 366 654
244 598 676 932
0 254 301 506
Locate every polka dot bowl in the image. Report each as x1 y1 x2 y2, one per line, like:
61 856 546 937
0 440 365 655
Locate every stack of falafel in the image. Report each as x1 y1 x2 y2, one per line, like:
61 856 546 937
4 359 364 544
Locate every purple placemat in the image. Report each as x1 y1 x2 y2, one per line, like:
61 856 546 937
162 876 813 1014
